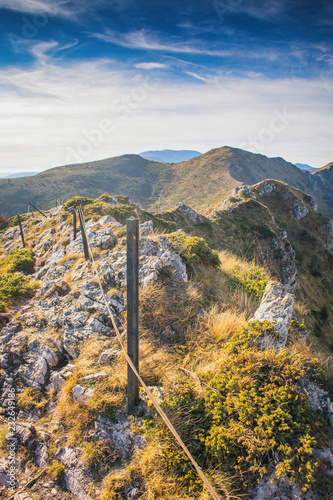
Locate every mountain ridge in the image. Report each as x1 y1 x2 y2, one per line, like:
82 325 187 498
0 146 331 218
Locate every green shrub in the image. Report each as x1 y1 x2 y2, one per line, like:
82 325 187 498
166 232 220 267
230 266 268 299
254 224 276 239
1 249 35 274
64 196 95 209
1 214 30 230
0 273 38 311
147 322 326 494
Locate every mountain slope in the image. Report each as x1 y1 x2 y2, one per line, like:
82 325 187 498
0 154 174 217
0 188 333 499
312 162 333 214
149 147 332 216
0 147 331 218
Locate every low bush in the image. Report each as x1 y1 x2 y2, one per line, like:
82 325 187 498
229 265 268 299
166 232 220 267
0 272 38 311
0 249 35 274
147 321 326 494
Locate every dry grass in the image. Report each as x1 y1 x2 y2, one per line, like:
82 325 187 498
98 434 239 500
197 306 247 343
218 250 256 275
197 265 258 318
58 252 83 265
139 281 204 337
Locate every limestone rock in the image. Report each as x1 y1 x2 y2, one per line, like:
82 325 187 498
55 447 92 500
98 214 119 226
48 363 77 393
301 379 333 427
98 348 121 366
309 197 318 211
93 415 146 459
251 472 307 500
161 201 209 227
140 220 154 236
35 443 48 467
0 321 22 345
87 226 118 250
72 385 95 405
256 182 276 195
14 493 34 500
250 281 294 349
79 372 108 383
16 340 59 389
322 219 333 250
233 185 255 197
291 199 309 220
111 237 187 288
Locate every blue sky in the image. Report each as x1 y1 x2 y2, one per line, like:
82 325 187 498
0 0 332 174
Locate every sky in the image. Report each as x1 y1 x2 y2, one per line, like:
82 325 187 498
0 0 332 175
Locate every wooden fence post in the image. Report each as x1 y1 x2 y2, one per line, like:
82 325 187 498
77 203 89 261
73 208 77 241
17 215 25 248
127 218 140 415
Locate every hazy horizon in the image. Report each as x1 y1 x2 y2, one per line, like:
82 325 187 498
0 0 332 175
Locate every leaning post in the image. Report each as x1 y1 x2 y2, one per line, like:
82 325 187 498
126 218 140 415
73 208 77 241
17 214 25 248
77 202 89 261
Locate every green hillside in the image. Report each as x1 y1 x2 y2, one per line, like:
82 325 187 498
0 147 331 218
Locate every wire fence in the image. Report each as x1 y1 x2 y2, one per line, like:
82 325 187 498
4 200 223 500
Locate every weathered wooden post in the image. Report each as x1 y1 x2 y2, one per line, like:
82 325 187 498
127 218 140 414
77 202 89 261
73 208 77 241
17 214 25 248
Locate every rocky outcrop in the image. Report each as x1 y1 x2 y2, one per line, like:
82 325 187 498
251 281 294 349
55 448 92 500
256 181 276 195
233 184 256 197
110 234 187 288
291 199 309 220
251 472 312 500
159 201 209 227
269 235 296 291
322 219 333 250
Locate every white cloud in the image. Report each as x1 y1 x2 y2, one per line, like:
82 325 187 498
91 28 248 58
0 0 71 16
0 53 331 175
134 62 167 70
185 71 210 83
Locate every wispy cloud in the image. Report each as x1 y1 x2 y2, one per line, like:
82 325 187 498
91 28 238 57
0 51 331 174
134 62 167 70
0 0 71 16
90 28 324 68
185 71 210 83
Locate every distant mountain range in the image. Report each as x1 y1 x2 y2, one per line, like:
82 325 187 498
0 171 39 179
139 149 201 163
294 163 318 173
0 147 331 218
